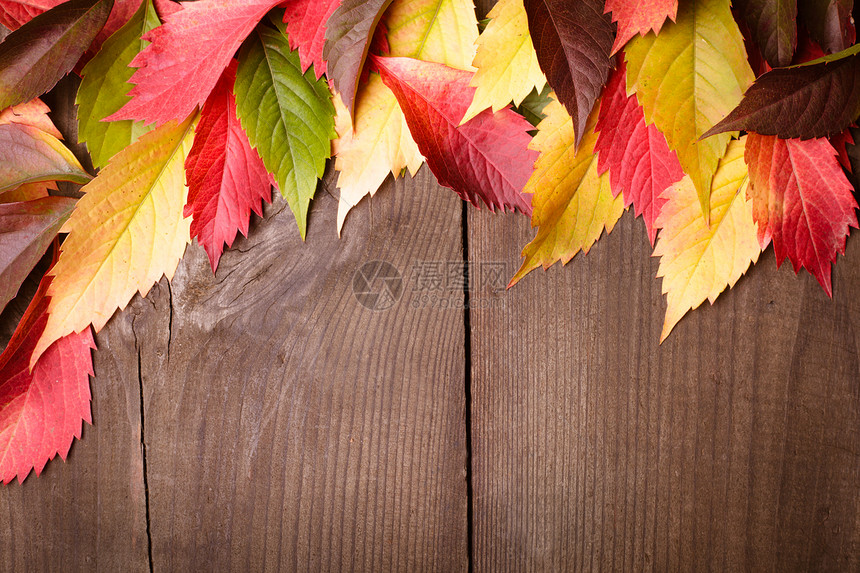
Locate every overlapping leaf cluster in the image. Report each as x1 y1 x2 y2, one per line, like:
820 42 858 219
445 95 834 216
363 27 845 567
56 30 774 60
0 0 858 483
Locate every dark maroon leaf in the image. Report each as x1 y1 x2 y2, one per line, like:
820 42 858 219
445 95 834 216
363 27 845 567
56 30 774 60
323 0 393 117
0 0 112 110
523 0 615 148
799 0 854 54
702 45 860 139
735 0 797 68
0 196 75 314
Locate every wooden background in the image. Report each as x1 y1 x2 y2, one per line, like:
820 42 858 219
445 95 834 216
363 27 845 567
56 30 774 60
1 1 860 569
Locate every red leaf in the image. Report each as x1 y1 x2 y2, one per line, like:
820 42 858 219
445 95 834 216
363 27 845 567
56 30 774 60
152 0 178 18
604 0 677 55
323 0 393 117
0 273 95 485
524 0 615 147
594 61 683 245
109 0 282 126
745 133 859 295
282 0 339 79
0 0 60 30
829 126 855 169
374 56 534 215
184 60 272 272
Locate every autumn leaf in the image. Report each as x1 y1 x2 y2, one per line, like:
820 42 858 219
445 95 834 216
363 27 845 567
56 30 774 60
0 182 55 203
385 0 476 66
0 0 146 49
0 0 113 111
333 0 479 232
0 99 64 203
331 79 423 232
323 0 393 117
151 0 177 18
375 56 534 214
654 137 762 342
604 0 677 55
76 0 159 169
0 97 64 201
461 0 545 123
799 0 855 55
594 61 683 245
0 124 90 194
0 98 62 138
235 23 335 239
516 84 552 126
31 113 196 367
0 273 95 485
282 0 340 79
829 127 855 170
734 0 797 68
625 0 754 221
523 0 615 147
109 0 282 126
185 60 272 272
0 196 75 314
702 45 860 140
744 133 858 296
0 0 59 30
510 97 625 286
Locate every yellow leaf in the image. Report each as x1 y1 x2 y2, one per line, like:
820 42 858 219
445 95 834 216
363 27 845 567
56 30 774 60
332 77 423 233
461 0 545 123
510 98 625 285
386 0 478 69
333 0 478 233
31 113 197 366
624 0 754 222
653 137 762 342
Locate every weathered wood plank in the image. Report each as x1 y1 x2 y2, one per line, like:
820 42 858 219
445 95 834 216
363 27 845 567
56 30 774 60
133 169 469 571
469 208 860 571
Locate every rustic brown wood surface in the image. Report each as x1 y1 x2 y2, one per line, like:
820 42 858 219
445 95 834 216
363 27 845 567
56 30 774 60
469 209 860 572
1 2 860 570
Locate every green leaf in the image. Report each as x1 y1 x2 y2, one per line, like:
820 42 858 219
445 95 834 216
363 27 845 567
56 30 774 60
0 124 90 193
516 84 553 127
624 0 754 221
76 0 160 169
0 0 113 110
235 24 336 239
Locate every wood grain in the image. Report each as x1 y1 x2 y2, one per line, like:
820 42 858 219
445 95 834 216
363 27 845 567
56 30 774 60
134 169 469 571
468 208 860 572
